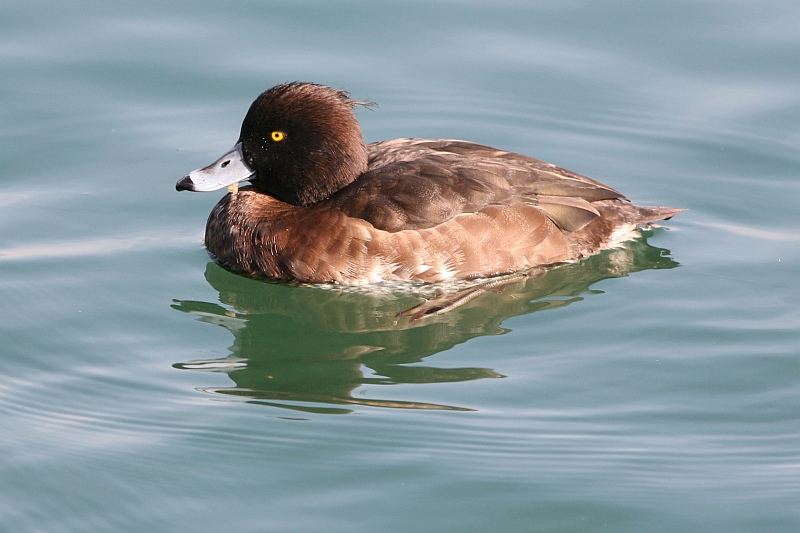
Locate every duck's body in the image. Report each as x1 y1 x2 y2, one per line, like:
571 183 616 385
178 83 679 285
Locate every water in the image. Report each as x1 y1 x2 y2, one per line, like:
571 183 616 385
2 1 799 531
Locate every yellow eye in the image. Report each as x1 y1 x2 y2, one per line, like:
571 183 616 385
271 131 286 142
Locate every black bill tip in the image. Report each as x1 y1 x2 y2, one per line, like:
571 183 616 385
176 176 195 192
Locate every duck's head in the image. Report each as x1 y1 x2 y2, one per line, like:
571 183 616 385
176 82 369 206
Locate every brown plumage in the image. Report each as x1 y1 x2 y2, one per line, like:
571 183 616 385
178 82 681 285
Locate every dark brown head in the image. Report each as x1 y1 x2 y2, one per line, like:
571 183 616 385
239 82 368 205
176 82 369 206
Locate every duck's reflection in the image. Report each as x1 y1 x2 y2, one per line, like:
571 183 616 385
172 230 678 413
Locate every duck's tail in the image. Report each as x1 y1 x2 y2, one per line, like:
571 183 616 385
633 205 684 225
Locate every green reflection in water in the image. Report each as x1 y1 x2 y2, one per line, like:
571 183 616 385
173 230 678 413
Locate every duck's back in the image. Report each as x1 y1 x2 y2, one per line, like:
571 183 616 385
327 139 627 231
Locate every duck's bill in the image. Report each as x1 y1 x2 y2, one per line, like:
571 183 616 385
176 142 254 192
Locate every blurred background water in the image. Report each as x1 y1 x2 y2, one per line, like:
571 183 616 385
1 1 799 531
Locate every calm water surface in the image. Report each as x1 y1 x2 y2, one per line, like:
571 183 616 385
2 1 799 531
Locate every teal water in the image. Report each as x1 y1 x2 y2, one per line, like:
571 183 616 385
2 1 799 531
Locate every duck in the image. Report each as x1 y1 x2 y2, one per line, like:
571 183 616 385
176 82 680 285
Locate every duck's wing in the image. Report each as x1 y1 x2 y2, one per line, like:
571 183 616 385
326 138 626 232
399 139 625 199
